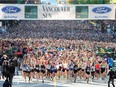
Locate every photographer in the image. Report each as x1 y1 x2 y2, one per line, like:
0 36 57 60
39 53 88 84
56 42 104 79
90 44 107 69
2 59 15 87
108 68 115 87
3 79 10 87
7 61 15 87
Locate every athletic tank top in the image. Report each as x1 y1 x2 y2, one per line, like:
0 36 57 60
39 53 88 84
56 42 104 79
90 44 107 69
47 64 51 69
56 64 59 69
95 64 100 70
91 66 95 72
41 65 45 71
63 63 68 68
86 66 90 72
69 63 74 69
101 63 106 68
23 64 27 71
27 65 31 71
74 65 78 70
36 65 40 70
59 63 62 67
51 65 55 70
78 63 82 68
82 63 86 69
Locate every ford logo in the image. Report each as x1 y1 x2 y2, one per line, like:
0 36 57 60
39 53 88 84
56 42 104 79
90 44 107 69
2 6 21 13
92 6 111 14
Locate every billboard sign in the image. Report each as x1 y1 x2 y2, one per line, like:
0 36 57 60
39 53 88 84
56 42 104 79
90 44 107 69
0 4 115 20
0 4 24 20
115 5 116 19
38 5 75 20
112 60 116 71
2 6 21 14
92 6 111 14
89 5 115 20
25 6 38 19
76 6 88 18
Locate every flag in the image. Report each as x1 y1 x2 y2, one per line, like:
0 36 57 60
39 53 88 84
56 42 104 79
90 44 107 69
100 48 105 53
89 21 96 26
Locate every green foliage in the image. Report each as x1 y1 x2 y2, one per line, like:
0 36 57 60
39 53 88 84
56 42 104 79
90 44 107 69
70 0 79 4
17 0 23 4
70 0 111 4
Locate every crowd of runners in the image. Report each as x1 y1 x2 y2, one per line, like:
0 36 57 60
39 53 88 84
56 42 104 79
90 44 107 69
21 50 111 83
0 38 115 83
0 20 116 85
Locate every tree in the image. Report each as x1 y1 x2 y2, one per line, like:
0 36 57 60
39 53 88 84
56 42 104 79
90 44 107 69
70 0 79 4
17 0 23 4
70 0 111 4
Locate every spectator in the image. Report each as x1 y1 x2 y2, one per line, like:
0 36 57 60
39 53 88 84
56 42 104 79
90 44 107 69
3 79 10 87
13 57 19 75
108 68 115 87
108 57 114 69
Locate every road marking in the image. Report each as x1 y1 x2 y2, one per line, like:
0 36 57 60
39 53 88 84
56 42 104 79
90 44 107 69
54 76 56 87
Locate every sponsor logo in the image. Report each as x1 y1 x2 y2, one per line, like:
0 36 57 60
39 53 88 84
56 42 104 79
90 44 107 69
25 6 38 18
2 6 21 13
76 6 88 18
92 6 111 14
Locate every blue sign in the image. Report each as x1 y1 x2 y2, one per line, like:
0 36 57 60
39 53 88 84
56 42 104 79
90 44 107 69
92 6 111 14
2 6 21 14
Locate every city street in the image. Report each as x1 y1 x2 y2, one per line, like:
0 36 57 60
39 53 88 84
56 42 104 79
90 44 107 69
0 75 116 87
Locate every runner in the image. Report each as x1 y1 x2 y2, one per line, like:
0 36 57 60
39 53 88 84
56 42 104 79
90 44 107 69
73 62 78 83
41 62 46 83
85 62 91 83
21 60 27 82
50 61 56 81
91 62 95 80
26 61 31 83
81 60 86 80
62 60 68 79
57 60 62 79
46 61 51 79
69 60 74 78
101 59 107 80
35 59 41 81
95 61 101 80
30 63 35 81
78 59 82 79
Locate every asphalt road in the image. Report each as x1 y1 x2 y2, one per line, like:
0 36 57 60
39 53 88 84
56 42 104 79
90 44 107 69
0 75 116 87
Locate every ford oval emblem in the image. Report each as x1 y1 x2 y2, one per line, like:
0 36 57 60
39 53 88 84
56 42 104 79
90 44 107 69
2 6 21 13
92 6 111 14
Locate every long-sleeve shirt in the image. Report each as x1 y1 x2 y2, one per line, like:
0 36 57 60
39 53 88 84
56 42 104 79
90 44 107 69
108 70 115 79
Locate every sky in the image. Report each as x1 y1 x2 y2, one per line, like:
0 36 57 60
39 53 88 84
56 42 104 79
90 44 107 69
41 0 58 4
